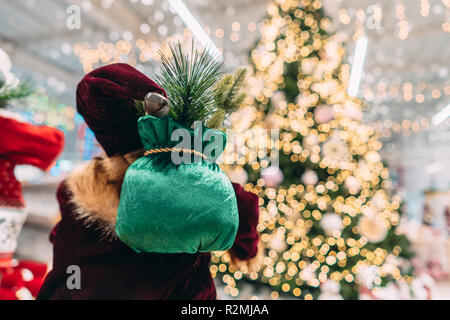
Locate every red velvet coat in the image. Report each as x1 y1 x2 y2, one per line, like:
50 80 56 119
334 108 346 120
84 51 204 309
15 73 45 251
37 154 259 300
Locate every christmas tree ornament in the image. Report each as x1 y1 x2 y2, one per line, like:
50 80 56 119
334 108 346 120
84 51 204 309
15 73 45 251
365 150 381 163
300 264 317 282
321 136 349 161
317 280 343 300
320 213 343 235
261 166 284 188
270 91 287 110
371 191 387 209
358 215 388 243
303 134 319 150
345 176 361 194
269 235 287 253
356 160 372 181
357 265 380 290
301 169 318 185
264 113 283 130
314 104 335 123
362 205 377 217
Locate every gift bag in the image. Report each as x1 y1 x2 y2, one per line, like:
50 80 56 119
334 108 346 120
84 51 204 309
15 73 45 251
116 115 239 254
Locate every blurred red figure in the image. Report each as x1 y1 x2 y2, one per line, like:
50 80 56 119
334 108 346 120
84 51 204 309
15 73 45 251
0 110 65 300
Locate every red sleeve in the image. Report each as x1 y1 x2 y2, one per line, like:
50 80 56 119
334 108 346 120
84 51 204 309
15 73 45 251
231 183 260 260
0 116 65 171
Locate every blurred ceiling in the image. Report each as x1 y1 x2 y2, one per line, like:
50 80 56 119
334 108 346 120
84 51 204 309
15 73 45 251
323 0 450 172
0 0 449 171
0 0 267 103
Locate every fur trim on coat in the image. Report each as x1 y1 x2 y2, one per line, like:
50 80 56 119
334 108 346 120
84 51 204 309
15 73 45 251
65 149 144 238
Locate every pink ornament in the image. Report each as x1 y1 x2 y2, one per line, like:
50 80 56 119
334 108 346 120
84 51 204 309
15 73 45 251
314 105 335 123
358 215 388 243
301 169 318 185
345 176 361 194
261 166 284 188
303 134 319 150
270 236 287 253
320 213 343 235
271 91 287 109
300 264 317 281
318 281 343 300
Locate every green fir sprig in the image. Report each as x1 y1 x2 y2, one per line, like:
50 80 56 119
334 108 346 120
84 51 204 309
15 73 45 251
0 80 34 109
207 68 247 129
156 41 224 127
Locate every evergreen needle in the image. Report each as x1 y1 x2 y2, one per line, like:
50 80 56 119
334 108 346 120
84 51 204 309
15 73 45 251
0 80 34 109
156 41 224 127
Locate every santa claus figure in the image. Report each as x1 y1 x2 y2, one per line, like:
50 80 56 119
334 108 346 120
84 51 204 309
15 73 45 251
0 108 64 299
37 63 261 300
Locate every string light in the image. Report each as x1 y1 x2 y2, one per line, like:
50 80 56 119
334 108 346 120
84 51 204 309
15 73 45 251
337 2 448 33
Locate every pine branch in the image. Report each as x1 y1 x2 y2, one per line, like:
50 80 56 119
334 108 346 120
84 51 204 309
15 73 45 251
213 74 233 112
221 68 247 113
207 109 226 129
208 68 247 128
156 41 224 127
0 80 34 109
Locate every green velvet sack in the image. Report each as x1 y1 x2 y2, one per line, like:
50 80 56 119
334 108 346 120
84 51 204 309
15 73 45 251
116 115 239 254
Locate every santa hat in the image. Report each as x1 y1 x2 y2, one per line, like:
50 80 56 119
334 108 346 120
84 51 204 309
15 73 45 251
76 63 166 157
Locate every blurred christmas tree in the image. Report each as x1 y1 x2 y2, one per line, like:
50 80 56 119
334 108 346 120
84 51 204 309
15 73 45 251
212 0 414 300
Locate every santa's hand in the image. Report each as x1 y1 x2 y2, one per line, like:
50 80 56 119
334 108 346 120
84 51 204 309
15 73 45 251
227 239 265 273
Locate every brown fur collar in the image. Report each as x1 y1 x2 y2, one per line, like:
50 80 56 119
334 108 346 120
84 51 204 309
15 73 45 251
65 149 144 239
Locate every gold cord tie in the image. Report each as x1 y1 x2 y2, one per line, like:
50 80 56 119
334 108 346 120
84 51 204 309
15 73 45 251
144 147 207 160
